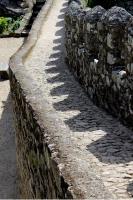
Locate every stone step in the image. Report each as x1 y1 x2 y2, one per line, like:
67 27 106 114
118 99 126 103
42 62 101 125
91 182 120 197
21 30 29 37
0 63 9 72
0 63 9 79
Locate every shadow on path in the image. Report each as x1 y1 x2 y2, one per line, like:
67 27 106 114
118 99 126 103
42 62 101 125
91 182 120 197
44 0 133 197
0 81 18 198
45 0 133 163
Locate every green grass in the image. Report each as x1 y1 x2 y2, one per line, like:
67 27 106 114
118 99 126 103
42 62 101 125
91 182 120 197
0 16 22 34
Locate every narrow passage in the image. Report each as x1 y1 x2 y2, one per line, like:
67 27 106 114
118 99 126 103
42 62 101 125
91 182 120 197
25 0 133 198
0 38 23 198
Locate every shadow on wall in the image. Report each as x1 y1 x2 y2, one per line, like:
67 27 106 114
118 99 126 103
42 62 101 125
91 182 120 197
44 0 133 196
127 182 133 197
0 81 18 198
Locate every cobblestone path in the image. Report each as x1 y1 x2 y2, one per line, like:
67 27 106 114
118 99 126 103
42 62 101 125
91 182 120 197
0 38 23 198
25 0 133 198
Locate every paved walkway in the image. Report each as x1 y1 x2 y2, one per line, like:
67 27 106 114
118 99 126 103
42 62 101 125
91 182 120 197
0 38 23 198
25 0 133 198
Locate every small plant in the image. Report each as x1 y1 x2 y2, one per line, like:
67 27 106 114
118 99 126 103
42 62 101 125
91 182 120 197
9 17 22 32
0 16 22 35
0 17 9 34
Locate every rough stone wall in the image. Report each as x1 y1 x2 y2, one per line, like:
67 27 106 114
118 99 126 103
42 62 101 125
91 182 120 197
8 0 74 198
65 0 133 127
9 71 73 199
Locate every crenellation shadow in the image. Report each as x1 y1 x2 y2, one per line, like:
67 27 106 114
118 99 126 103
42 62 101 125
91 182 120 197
45 0 133 172
53 38 63 44
47 74 68 84
52 45 62 51
58 13 66 19
49 52 62 59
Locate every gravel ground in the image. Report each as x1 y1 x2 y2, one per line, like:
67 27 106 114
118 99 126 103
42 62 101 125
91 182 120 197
25 0 133 198
0 38 23 198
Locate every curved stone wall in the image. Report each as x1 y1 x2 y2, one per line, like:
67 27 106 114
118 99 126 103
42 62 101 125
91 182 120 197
9 0 74 198
65 0 133 127
8 0 133 198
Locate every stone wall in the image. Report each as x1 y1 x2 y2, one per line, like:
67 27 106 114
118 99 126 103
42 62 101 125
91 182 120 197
9 72 73 198
9 0 74 198
65 0 133 127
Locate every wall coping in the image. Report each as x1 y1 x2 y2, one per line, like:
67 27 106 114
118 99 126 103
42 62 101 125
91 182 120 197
68 0 133 15
9 0 115 198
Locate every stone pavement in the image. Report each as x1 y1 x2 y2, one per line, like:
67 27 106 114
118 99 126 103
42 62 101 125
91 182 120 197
24 0 133 198
0 38 23 198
